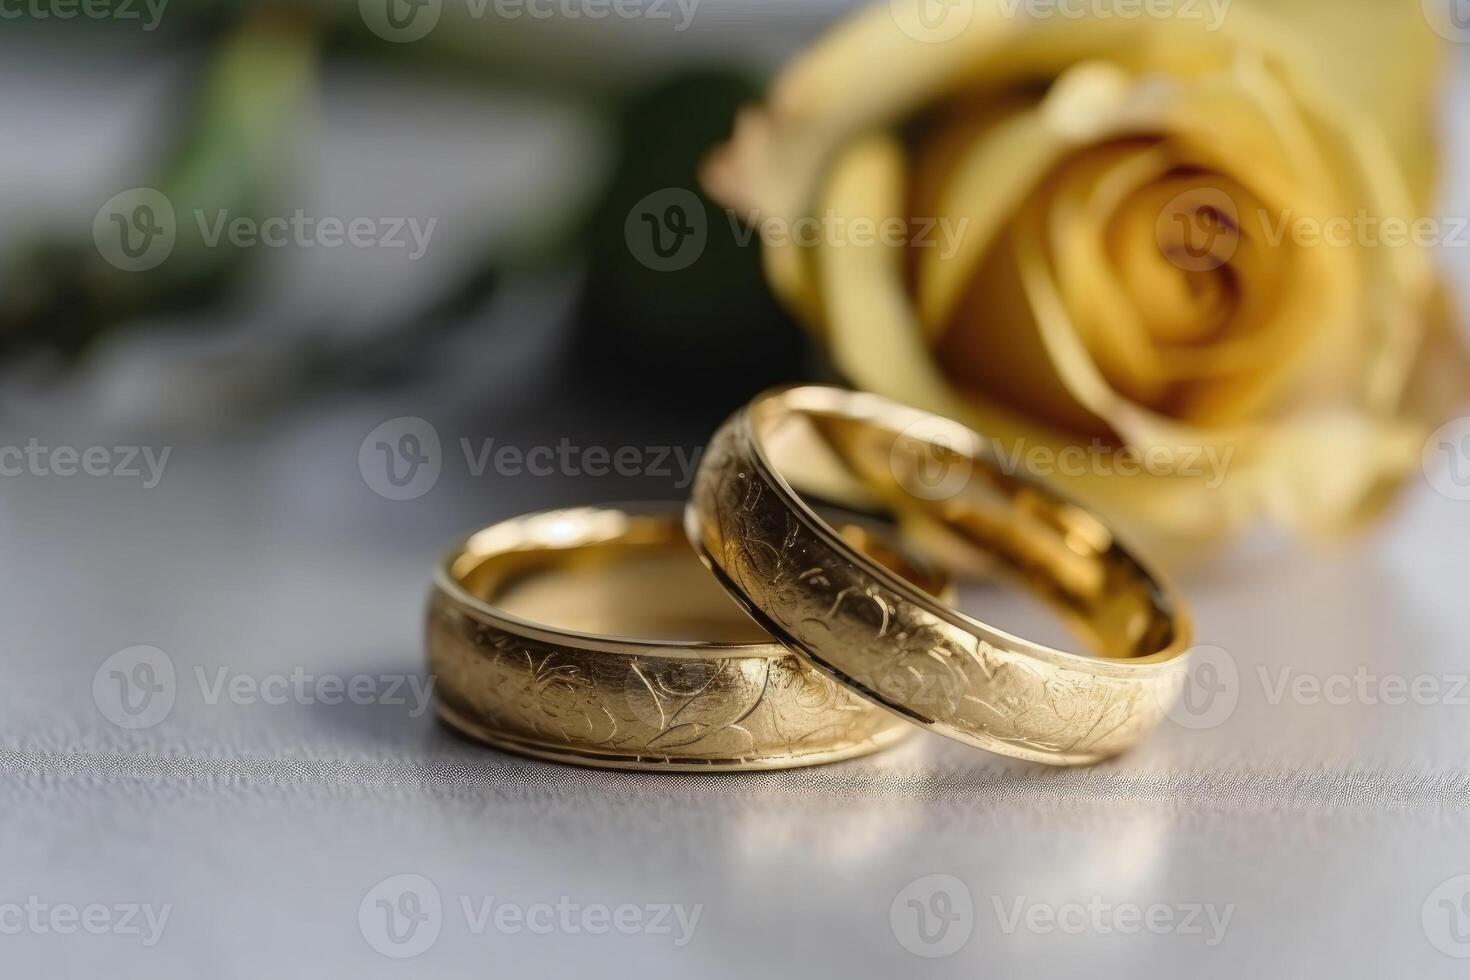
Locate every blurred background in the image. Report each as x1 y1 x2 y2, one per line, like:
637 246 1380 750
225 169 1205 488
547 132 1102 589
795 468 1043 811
4 4 1470 978
0 1 1465 544
0 5 917 603
0 3 841 440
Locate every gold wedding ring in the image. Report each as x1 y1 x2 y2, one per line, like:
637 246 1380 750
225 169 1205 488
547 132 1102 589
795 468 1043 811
686 386 1193 766
427 505 940 770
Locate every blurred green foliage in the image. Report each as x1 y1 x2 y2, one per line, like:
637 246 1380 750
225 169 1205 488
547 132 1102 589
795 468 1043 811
1 10 800 419
0 8 320 360
571 71 807 413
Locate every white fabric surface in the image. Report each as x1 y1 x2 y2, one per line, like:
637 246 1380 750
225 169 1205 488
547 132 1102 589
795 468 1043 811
1 19 1469 980
4 372 1470 980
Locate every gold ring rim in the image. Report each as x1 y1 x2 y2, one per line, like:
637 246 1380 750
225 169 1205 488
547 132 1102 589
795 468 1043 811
427 503 919 771
434 504 793 662
685 385 1194 766
435 701 913 772
746 386 1193 671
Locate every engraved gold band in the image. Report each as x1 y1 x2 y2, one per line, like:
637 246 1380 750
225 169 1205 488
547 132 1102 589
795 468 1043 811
426 505 930 771
685 386 1193 766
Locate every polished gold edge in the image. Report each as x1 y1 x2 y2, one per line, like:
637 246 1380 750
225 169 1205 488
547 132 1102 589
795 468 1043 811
433 506 790 661
686 386 1194 766
436 700 911 772
752 386 1193 672
427 505 917 771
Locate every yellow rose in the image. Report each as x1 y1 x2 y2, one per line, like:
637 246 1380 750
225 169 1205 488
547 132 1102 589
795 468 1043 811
705 0 1468 548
